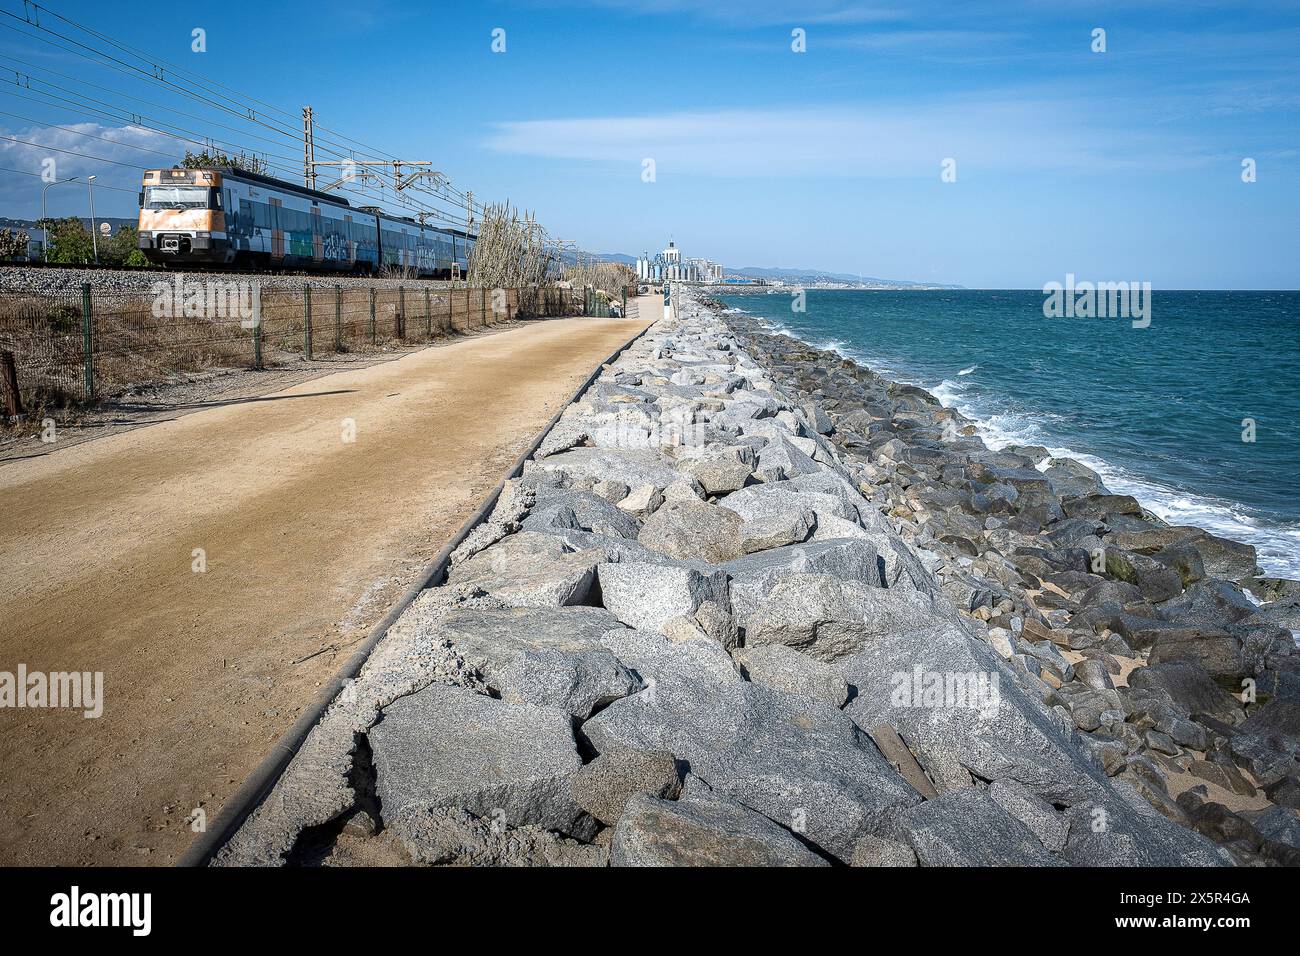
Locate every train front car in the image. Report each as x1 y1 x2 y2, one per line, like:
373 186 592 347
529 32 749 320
140 166 379 273
138 168 229 266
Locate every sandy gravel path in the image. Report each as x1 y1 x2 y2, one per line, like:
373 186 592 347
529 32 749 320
0 314 651 866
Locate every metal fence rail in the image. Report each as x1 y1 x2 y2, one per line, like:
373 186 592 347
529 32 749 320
0 281 598 413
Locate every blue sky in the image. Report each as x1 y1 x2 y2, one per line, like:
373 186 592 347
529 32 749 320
1 0 1297 287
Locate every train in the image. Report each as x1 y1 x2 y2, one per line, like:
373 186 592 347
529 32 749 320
136 166 475 278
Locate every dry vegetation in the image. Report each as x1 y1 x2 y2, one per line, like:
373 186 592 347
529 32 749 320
0 282 562 432
564 260 637 299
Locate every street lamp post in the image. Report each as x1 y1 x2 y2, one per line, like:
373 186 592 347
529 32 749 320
87 175 99 266
39 176 78 263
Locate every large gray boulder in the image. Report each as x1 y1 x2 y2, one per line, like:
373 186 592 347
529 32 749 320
583 668 921 862
681 445 756 495
370 684 594 839
841 615 1111 803
497 648 643 719
720 538 884 625
522 489 642 540
1041 458 1108 498
803 402 834 435
1229 699 1300 785
1186 531 1259 582
989 778 1070 852
600 627 742 687
895 788 1065 866
1158 579 1258 628
448 532 603 607
527 447 684 490
637 499 744 564
746 573 951 662
785 470 872 520
733 643 850 707
436 606 624 686
568 748 683 826
756 433 823 482
1250 806 1300 851
719 482 853 526
1148 623 1289 681
610 794 829 867
597 560 732 640
1061 788 1230 866
738 509 815 554
1127 661 1245 724
793 471 937 593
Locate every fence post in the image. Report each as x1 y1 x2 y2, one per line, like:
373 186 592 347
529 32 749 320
1 350 23 419
448 287 454 331
480 287 487 327
334 286 343 352
80 282 94 398
397 286 406 339
424 288 432 337
303 285 313 360
369 287 377 344
252 284 263 369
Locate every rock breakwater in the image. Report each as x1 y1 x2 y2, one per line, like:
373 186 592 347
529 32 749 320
213 289 1300 867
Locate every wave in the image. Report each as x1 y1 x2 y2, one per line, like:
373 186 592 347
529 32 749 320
957 364 980 376
930 378 969 406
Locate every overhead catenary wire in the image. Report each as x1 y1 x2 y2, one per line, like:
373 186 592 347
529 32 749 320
4 4 489 222
0 1 603 255
0 17 465 221
0 85 475 227
0 161 137 191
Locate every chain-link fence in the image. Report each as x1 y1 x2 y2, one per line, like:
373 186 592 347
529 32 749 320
0 281 592 414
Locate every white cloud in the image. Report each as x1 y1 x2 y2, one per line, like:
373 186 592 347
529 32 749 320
0 123 178 212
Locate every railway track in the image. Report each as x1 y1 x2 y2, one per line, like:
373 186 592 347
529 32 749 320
8 259 456 281
0 262 475 298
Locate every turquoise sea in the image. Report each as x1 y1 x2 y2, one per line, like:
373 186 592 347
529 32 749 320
716 289 1300 579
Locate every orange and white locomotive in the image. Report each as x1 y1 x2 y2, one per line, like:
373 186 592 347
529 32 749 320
137 166 474 278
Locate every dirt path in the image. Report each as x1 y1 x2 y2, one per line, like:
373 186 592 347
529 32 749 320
0 314 651 866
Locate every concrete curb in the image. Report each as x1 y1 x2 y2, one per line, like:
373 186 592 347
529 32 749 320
176 318 653 867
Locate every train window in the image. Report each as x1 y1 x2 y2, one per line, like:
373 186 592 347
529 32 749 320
145 185 209 209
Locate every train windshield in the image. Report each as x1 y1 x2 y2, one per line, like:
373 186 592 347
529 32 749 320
144 185 211 210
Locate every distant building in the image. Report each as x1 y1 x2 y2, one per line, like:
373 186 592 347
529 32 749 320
637 239 724 285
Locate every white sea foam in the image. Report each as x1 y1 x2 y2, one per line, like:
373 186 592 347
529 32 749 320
957 364 980 376
929 379 967 406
